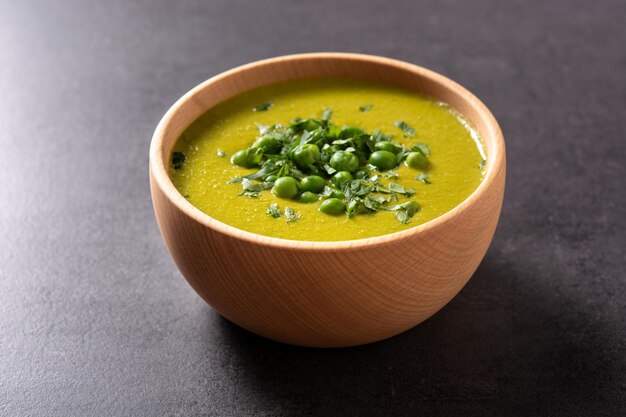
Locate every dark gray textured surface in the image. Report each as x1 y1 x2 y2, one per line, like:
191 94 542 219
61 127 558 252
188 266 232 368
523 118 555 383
1 0 625 415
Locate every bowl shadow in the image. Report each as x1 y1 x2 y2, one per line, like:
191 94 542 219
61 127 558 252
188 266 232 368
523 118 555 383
205 249 624 416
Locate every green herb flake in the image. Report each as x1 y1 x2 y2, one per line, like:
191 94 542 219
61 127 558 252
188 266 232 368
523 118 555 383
266 203 282 218
359 104 373 112
412 142 430 156
172 152 186 170
284 207 301 223
322 164 337 175
394 121 416 137
415 172 431 184
246 147 264 167
217 149 227 157
346 198 361 218
479 159 487 169
384 201 420 224
253 101 273 112
388 182 416 196
321 185 343 199
321 108 333 123
255 123 270 134
239 178 271 198
381 171 398 180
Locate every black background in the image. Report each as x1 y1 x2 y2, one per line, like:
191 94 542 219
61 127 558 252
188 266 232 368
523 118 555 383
1 0 624 415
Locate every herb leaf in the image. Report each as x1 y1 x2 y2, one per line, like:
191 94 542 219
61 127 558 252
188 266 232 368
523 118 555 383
321 164 337 175
172 152 186 170
253 102 273 112
321 185 343 199
239 178 271 197
359 104 373 112
255 123 271 134
284 207 301 223
388 182 416 196
245 147 264 167
266 203 282 218
321 108 333 124
479 159 487 169
381 171 398 180
394 121 416 137
384 201 420 224
415 172 431 184
412 143 430 156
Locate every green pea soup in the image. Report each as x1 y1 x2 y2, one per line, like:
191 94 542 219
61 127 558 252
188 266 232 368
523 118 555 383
169 78 486 241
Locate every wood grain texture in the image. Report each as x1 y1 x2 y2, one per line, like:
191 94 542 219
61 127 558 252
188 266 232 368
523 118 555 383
149 53 506 347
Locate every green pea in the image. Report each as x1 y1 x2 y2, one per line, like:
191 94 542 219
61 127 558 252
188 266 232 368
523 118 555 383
264 175 277 183
230 149 251 168
303 119 322 131
300 175 326 193
406 152 428 169
369 150 397 171
299 191 319 203
292 119 322 132
332 171 353 188
293 144 320 169
330 151 359 173
319 198 346 215
338 126 364 139
375 141 400 154
271 177 299 199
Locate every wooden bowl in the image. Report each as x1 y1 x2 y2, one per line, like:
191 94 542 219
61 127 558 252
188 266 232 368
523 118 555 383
149 53 506 347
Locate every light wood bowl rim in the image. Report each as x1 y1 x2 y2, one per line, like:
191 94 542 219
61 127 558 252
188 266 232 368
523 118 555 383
149 52 505 251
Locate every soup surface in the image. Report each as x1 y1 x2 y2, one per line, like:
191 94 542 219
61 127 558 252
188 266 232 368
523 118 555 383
170 79 485 241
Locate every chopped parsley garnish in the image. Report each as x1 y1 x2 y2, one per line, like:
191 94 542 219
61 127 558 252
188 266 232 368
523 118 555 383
359 104 373 112
412 142 430 156
172 152 186 170
415 172 431 184
321 108 333 123
266 203 282 218
387 182 416 196
253 101 273 112
381 171 398 180
394 121 416 137
227 109 430 223
284 207 301 223
479 159 487 169
217 149 227 157
384 201 420 224
239 178 271 198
